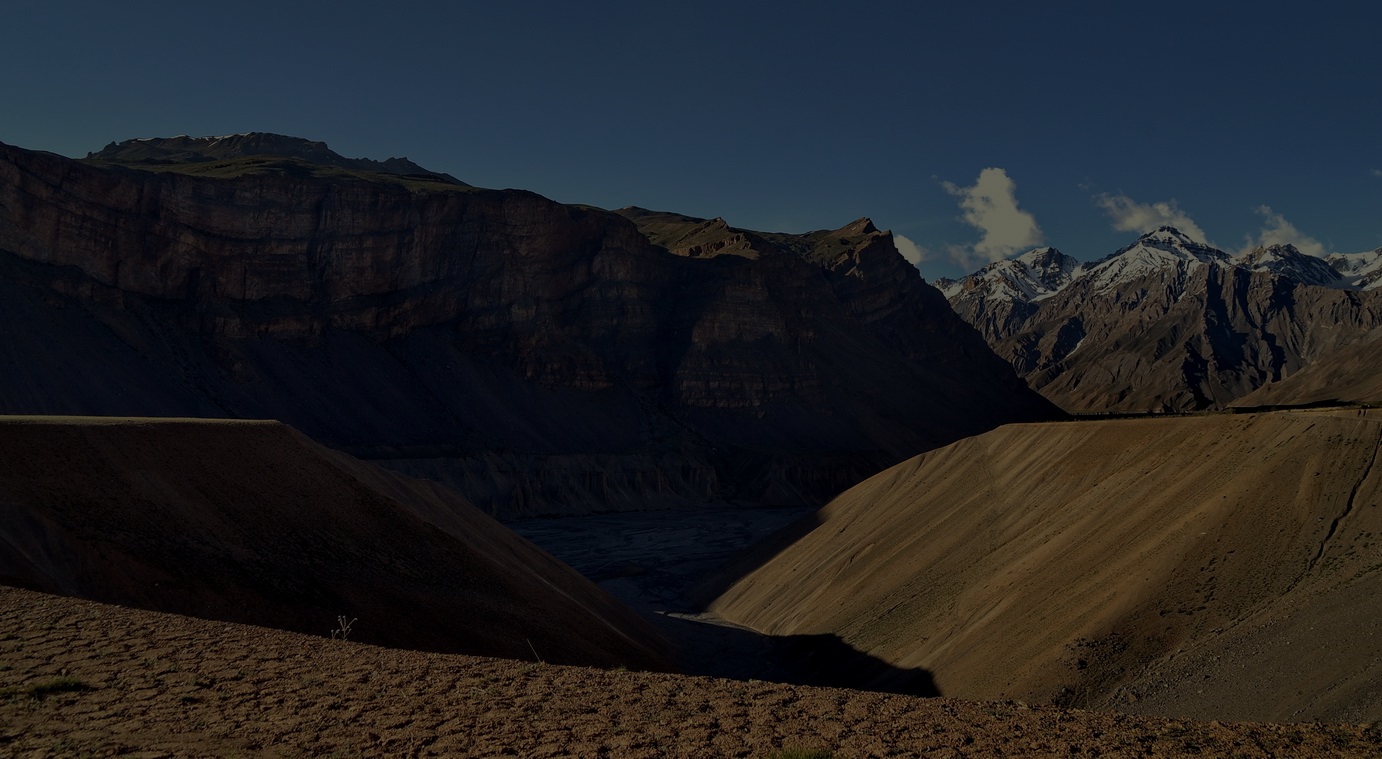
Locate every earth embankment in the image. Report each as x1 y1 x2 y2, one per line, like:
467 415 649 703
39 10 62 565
0 416 669 670
711 410 1382 722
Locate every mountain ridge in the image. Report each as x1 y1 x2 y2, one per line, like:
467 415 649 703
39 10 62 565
940 227 1382 412
0 136 1059 516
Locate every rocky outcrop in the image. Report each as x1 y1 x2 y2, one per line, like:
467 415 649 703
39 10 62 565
0 139 1059 516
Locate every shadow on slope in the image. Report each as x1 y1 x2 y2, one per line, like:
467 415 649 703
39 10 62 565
685 509 826 608
508 504 940 696
0 416 670 671
648 612 940 697
777 633 940 697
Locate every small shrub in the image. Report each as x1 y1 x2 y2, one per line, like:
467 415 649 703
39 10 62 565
330 616 356 641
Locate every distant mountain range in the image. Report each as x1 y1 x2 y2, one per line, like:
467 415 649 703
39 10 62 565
935 227 1382 412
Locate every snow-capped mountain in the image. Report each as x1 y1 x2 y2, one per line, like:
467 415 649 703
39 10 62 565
1236 244 1344 288
1083 226 1231 290
946 227 1379 311
939 248 1084 351
943 227 1234 312
936 227 1382 414
937 247 1083 302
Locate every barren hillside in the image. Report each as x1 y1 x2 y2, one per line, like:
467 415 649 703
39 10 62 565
711 410 1382 723
0 416 668 669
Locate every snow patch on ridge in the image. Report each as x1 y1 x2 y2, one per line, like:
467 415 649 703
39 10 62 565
1084 226 1230 291
1237 244 1345 288
941 227 1381 310
1327 249 1382 290
945 247 1083 304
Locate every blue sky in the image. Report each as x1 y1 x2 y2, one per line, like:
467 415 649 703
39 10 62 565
4 1 1380 279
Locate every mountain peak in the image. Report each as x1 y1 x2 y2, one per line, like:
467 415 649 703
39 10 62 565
941 246 1082 303
1139 226 1199 245
1239 243 1343 287
836 217 878 236
1240 242 1303 263
1015 246 1070 267
1079 228 1229 291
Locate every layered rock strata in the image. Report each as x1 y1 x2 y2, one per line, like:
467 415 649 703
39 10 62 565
0 139 1058 515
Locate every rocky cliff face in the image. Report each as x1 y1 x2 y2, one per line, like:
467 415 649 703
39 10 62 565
941 228 1382 412
0 138 1058 516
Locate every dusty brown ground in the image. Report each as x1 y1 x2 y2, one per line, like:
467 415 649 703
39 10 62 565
3 587 1380 758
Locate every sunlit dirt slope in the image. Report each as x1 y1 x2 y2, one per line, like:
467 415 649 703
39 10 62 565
712 410 1382 722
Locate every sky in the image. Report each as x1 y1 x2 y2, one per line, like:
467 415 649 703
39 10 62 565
4 1 1380 280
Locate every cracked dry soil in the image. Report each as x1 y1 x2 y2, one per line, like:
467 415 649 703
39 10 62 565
4 586 1382 757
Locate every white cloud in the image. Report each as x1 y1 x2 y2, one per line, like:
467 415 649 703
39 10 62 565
892 233 927 265
1094 193 1209 243
941 168 1044 269
1240 205 1327 258
1372 168 1382 178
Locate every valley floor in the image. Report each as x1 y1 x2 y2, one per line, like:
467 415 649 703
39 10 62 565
3 586 1380 757
509 505 817 684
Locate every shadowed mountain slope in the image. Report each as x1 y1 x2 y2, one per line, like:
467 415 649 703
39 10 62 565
1235 327 1382 407
0 139 1057 516
0 416 670 670
711 410 1382 723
